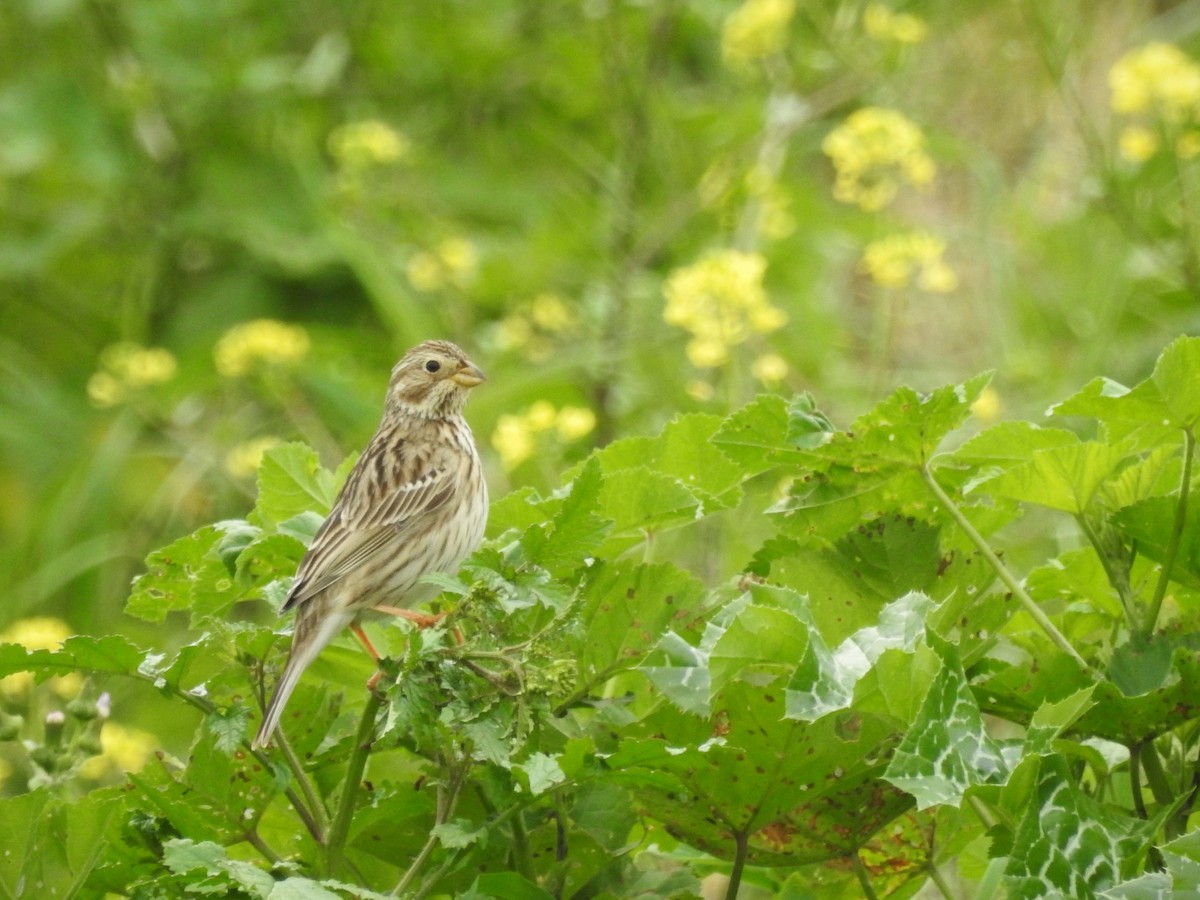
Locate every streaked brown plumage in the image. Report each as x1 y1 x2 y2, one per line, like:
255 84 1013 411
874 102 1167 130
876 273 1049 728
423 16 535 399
253 340 488 749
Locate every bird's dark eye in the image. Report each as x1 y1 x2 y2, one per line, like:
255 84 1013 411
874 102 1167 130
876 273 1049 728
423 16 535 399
424 359 441 373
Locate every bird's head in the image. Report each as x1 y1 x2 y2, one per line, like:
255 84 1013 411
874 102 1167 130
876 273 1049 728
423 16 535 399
386 340 486 419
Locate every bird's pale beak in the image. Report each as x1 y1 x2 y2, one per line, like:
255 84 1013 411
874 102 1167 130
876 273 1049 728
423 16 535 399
451 361 486 387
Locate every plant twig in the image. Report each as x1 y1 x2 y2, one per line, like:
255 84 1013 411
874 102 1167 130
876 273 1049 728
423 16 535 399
921 464 1098 677
926 861 956 899
276 728 328 841
326 688 384 875
1146 428 1195 636
397 760 470 899
851 851 881 900
724 831 750 900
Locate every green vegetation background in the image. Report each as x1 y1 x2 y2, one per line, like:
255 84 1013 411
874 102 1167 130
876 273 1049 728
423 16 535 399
1 0 1198 874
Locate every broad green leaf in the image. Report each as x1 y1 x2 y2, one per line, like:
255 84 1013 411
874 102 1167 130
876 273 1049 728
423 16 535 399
126 524 231 622
640 630 711 716
1152 334 1200 428
1024 686 1097 756
787 591 933 722
1026 546 1125 618
708 603 808 695
464 872 556 900
597 467 699 537
577 560 708 695
1115 495 1200 590
0 633 149 682
954 421 1081 466
513 751 566 796
831 515 944 599
1050 376 1175 450
884 639 1011 809
980 441 1127 514
711 393 832 473
519 457 611 575
1161 828 1200 890
254 441 342 526
486 485 543 538
1003 756 1160 899
592 412 745 512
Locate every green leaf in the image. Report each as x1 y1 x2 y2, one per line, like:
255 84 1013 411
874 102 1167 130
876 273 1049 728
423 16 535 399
1152 334 1200 428
597 466 700 537
0 634 149 682
464 872 556 900
126 524 230 623
433 818 486 849
1003 756 1160 898
711 393 832 473
254 441 342 526
954 421 1082 467
519 457 611 574
640 631 711 716
1114 495 1200 590
1050 376 1174 451
884 639 1011 809
979 441 1127 514
708 603 808 695
513 752 566 796
787 590 933 722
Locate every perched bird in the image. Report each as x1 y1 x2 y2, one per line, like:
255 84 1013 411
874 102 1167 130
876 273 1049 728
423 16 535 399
252 340 488 749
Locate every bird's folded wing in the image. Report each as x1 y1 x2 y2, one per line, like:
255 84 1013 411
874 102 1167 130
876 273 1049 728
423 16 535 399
283 450 457 609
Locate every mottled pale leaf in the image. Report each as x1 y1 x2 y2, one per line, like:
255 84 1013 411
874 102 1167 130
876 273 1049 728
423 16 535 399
981 441 1127 514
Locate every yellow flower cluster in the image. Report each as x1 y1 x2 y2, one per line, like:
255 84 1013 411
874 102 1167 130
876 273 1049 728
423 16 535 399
327 119 410 168
722 0 795 67
491 401 596 471
0 617 80 698
80 721 157 779
822 107 935 211
970 385 1002 424
663 250 786 368
406 237 478 292
496 293 579 359
86 342 177 408
1110 43 1200 163
751 353 789 384
214 319 310 378
863 3 928 44
224 436 281 479
861 231 958 292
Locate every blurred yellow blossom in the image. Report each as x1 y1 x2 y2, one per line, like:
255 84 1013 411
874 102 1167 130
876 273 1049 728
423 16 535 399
79 721 157 779
406 237 478 292
214 319 310 378
491 402 596 471
971 385 1002 423
0 617 79 697
1109 43 1200 122
823 107 935 211
495 293 580 360
663 249 786 368
722 0 795 67
1118 125 1160 163
87 342 177 408
863 3 928 44
751 353 789 384
1178 131 1200 159
861 231 958 292
225 436 281 479
529 293 576 332
328 119 410 168
687 380 716 402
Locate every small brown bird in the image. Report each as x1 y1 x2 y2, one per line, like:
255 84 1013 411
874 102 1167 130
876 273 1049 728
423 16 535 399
253 340 488 749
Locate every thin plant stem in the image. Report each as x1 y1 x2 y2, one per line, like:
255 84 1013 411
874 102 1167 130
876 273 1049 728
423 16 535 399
244 828 283 865
926 862 956 899
399 762 469 899
920 464 1097 677
326 688 384 875
276 728 328 840
851 852 881 900
1145 428 1195 636
723 831 750 900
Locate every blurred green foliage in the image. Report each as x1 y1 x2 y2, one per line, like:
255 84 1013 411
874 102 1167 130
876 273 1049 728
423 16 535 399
3 0 1200 838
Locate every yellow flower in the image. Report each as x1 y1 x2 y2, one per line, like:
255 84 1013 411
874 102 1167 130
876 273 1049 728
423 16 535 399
328 120 410 168
526 401 558 432
686 379 716 401
1178 131 1200 159
528 293 575 332
214 320 310 378
87 343 177 407
1118 124 1160 163
663 249 786 369
861 231 958 293
224 436 281 479
751 353 789 384
79 721 157 779
407 237 478 292
823 107 935 211
1110 43 1200 121
556 406 596 441
863 3 928 44
722 0 795 67
492 415 536 470
971 386 1002 423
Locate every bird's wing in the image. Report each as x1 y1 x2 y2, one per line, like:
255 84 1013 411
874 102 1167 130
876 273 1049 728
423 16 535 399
282 440 457 610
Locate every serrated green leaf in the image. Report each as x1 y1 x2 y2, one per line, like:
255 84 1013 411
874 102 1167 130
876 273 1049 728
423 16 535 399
709 603 807 696
515 751 566 796
520 457 610 574
254 441 341 526
1152 334 1200 428
1114 495 1200 590
980 441 1127 514
954 421 1081 466
640 631 711 716
787 591 933 722
465 872 556 900
434 818 485 849
205 706 249 755
1024 686 1097 756
1004 756 1160 899
597 466 699 537
0 634 149 682
711 393 831 473
126 524 230 622
884 639 1011 809
1050 376 1175 451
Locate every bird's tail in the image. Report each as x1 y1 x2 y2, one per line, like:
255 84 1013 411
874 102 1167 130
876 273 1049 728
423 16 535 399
252 608 353 749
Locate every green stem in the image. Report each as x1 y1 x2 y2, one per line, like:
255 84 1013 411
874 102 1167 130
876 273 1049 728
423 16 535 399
921 465 1096 677
326 689 384 875
277 728 328 841
1145 428 1195 636
1140 741 1176 808
851 851 881 900
402 762 469 899
723 831 750 900
244 827 283 865
926 861 956 899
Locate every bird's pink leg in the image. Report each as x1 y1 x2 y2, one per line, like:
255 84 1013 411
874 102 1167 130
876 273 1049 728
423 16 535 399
350 622 387 692
373 604 447 629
